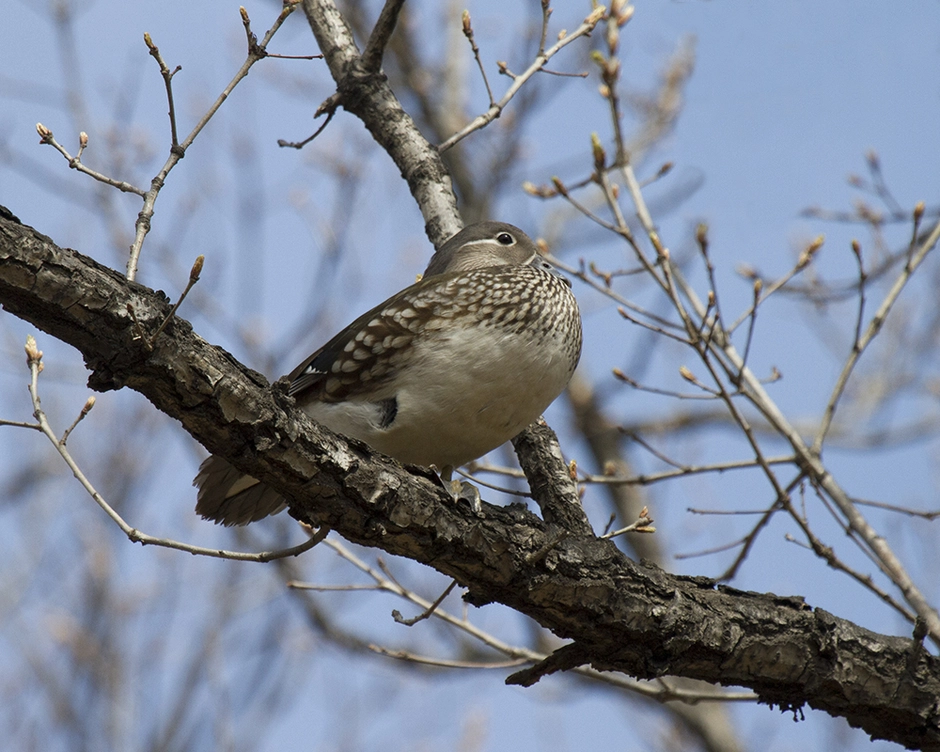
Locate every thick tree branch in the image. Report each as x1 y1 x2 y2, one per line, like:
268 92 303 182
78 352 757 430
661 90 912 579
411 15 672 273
511 418 593 537
301 0 460 246
1 213 939 750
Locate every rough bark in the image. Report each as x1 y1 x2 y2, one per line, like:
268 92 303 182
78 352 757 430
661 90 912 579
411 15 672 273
300 0 461 247
2 211 939 750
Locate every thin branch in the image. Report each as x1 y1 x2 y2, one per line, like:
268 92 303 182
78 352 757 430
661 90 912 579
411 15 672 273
461 10 495 105
438 7 604 152
606 112 940 641
909 201 926 252
688 507 776 516
813 216 940 453
620 434 686 474
455 467 530 497
736 278 762 379
802 202 939 226
368 645 528 669
718 474 803 581
0 418 43 430
143 33 182 148
613 306 693 346
674 536 750 561
864 149 905 214
600 508 656 539
314 540 757 704
612 368 714 401
726 236 823 334
147 255 204 348
22 335 325 562
851 496 940 521
539 67 589 79
464 462 526 480
694 223 725 336
360 0 406 73
277 100 337 149
782 517 915 623
581 454 797 486
536 0 552 55
392 579 458 626
285 583 383 592
59 396 95 445
35 125 146 196
125 1 300 280
851 239 867 357
550 252 685 334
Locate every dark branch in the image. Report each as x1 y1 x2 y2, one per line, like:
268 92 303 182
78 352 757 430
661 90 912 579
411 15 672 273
511 418 593 536
360 0 406 73
1 214 939 750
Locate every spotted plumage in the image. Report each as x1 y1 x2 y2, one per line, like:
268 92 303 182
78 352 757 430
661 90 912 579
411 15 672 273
195 221 582 526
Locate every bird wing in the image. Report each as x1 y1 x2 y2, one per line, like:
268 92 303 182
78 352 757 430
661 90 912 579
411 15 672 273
286 274 441 403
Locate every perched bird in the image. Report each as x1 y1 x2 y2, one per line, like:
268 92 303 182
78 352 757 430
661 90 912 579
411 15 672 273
194 221 582 526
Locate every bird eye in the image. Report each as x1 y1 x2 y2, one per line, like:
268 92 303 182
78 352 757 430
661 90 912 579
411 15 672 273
496 232 515 246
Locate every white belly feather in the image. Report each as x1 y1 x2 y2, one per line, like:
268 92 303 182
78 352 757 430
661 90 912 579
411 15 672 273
303 320 575 469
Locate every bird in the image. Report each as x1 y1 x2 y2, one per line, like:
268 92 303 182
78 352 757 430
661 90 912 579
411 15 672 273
194 221 582 526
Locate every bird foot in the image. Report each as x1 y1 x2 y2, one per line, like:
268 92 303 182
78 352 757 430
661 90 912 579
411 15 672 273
448 478 482 515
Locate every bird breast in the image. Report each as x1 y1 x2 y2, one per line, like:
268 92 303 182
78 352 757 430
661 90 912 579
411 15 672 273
303 266 581 469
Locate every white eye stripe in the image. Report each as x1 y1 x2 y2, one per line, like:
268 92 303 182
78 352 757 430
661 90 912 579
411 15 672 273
466 237 515 251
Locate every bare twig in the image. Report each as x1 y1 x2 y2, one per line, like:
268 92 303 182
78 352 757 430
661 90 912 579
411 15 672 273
737 278 762 378
581 454 797 486
368 644 527 669
143 33 182 148
781 510 915 623
537 0 553 55
438 7 604 152
613 306 693 346
35 125 146 196
0 418 43 431
726 235 823 334
695 223 725 336
718 474 803 581
22 335 325 562
802 204 940 225
600 507 655 539
461 11 495 106
59 396 95 446
674 536 750 561
851 496 940 520
392 578 458 626
278 99 338 149
147 255 204 348
361 0 406 73
599 81 940 640
550 254 685 334
306 540 757 703
125 2 300 280
612 369 716 401
814 216 940 453
455 468 530 497
864 149 904 214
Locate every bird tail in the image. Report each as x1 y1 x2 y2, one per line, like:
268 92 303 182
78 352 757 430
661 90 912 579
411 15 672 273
193 455 287 526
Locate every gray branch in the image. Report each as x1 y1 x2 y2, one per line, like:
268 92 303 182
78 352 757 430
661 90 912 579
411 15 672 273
301 0 461 246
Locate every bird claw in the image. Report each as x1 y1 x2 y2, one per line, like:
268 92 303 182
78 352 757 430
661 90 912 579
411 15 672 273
448 478 482 515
